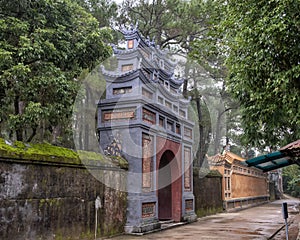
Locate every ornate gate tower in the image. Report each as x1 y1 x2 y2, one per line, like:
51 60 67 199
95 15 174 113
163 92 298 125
98 24 197 233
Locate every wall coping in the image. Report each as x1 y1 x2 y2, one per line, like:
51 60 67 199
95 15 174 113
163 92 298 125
193 168 223 178
0 138 128 170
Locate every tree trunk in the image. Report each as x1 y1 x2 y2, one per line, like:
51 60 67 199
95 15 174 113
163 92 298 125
84 84 91 150
182 80 188 99
14 96 23 141
84 124 89 150
27 127 37 142
214 111 222 154
39 119 46 142
195 96 205 167
52 125 61 145
214 108 232 154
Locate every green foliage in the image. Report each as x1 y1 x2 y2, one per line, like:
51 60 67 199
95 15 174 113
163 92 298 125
220 0 300 148
189 0 245 155
189 0 227 76
118 0 211 50
74 0 120 44
74 0 118 28
0 0 112 144
282 165 300 197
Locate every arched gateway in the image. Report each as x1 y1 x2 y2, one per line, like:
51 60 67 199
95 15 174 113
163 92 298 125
158 150 181 221
97 24 197 233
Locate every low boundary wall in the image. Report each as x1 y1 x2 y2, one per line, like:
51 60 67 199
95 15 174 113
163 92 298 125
224 195 269 211
193 169 224 217
0 155 127 240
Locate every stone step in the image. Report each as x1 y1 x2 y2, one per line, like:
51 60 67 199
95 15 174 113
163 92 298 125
127 220 188 236
160 221 186 230
159 219 175 225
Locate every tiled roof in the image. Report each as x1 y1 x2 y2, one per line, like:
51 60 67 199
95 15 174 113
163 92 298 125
208 151 245 166
280 139 300 159
224 151 245 163
207 154 224 166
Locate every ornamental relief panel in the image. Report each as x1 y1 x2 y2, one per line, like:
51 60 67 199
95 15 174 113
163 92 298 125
142 133 154 190
104 131 122 157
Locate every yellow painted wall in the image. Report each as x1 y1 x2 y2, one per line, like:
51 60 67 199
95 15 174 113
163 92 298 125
231 173 268 198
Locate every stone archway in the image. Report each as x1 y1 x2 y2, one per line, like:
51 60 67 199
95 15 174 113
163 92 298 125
157 149 181 222
158 150 173 220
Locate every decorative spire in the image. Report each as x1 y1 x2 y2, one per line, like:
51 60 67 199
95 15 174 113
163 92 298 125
120 23 138 35
130 23 134 30
151 36 156 47
146 36 150 45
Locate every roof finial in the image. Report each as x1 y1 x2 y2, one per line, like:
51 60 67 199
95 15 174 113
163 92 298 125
151 36 156 46
130 23 134 31
146 36 150 45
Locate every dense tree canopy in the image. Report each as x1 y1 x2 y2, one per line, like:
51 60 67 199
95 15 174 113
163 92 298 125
0 0 112 144
74 0 118 28
283 165 300 197
118 0 212 51
1 0 298 153
221 0 300 148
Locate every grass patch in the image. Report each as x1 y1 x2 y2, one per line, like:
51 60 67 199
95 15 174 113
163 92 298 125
196 206 224 218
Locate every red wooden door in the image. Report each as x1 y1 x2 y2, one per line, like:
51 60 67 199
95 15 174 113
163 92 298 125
158 153 172 220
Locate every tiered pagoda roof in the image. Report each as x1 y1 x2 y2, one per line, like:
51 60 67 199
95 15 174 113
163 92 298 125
102 23 184 91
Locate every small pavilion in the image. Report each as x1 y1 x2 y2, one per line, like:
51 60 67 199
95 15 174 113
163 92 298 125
97 24 197 233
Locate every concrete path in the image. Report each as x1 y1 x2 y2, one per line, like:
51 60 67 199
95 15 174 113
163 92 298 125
104 199 300 240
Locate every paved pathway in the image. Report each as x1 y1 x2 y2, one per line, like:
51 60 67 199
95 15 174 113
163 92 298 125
104 199 300 240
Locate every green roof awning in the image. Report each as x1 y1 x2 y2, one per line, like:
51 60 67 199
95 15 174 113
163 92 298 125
246 140 300 172
246 151 292 172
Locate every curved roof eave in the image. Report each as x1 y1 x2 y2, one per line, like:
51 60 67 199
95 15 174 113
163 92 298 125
113 48 139 56
169 77 185 87
114 70 140 83
139 71 157 91
158 83 184 102
179 97 191 107
101 67 139 82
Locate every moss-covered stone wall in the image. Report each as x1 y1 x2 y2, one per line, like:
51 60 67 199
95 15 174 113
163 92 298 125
193 169 224 217
0 139 128 240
